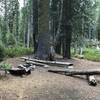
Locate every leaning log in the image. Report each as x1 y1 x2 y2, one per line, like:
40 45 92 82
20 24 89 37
21 57 73 67
48 69 100 75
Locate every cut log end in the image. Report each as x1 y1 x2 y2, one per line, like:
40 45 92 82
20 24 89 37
87 75 97 86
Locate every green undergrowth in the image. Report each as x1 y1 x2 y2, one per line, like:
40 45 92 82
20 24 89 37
73 48 100 61
0 63 12 70
83 48 100 61
5 46 33 58
0 45 33 60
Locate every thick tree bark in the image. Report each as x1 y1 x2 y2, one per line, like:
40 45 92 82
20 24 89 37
62 0 72 59
34 0 55 60
62 25 72 58
35 33 52 60
38 0 49 34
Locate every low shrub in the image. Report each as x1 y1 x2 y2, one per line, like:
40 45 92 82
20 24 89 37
0 63 12 70
0 63 12 77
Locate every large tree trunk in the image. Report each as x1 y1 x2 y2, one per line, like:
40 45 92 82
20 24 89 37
35 33 52 60
34 0 55 60
35 33 55 60
62 24 72 58
62 0 72 59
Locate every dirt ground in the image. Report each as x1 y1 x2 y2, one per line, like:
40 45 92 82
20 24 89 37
0 57 100 100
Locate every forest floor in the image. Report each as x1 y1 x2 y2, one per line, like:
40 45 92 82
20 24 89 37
0 56 100 100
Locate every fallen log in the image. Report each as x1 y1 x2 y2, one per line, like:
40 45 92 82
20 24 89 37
48 69 100 75
48 69 98 86
26 61 49 68
21 57 73 67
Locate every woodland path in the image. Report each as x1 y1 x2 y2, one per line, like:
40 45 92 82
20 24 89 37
0 57 100 100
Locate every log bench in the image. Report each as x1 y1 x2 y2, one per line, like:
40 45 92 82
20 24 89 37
21 57 73 67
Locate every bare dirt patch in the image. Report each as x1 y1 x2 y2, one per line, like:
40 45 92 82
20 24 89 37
0 57 100 100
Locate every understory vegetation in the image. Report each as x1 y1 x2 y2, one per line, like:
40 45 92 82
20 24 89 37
5 46 33 58
0 45 33 61
73 48 100 61
84 48 100 61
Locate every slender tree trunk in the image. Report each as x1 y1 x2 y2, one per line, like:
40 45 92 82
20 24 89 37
27 17 31 48
55 38 62 54
3 0 8 45
26 1 33 48
97 30 100 41
23 0 27 47
32 0 38 53
54 0 63 44
15 0 19 44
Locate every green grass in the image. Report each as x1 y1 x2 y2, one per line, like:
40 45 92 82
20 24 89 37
72 48 100 61
5 46 33 58
83 48 100 61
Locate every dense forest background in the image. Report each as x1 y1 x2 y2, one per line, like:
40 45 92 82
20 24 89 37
0 0 100 61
